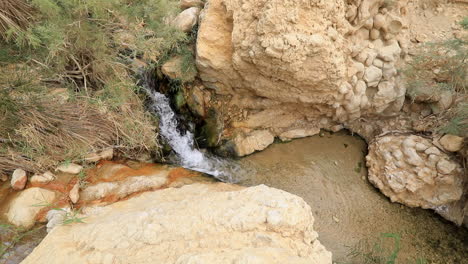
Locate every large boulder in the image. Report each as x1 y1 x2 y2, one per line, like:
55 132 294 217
22 184 331 264
6 187 57 228
366 135 465 223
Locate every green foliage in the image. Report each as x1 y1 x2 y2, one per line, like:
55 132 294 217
437 103 468 136
7 0 188 91
460 17 468 30
404 38 467 101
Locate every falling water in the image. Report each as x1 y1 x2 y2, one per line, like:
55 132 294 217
145 88 239 183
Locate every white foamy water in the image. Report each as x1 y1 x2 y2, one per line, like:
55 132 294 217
146 89 239 183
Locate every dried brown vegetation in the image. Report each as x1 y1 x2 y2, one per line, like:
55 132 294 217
0 0 34 41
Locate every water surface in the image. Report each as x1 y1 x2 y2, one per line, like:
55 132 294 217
239 131 468 263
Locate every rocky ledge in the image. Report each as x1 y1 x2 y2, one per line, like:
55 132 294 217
21 183 331 264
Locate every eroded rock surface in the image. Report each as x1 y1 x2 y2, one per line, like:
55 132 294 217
196 0 407 154
366 135 465 220
22 184 331 264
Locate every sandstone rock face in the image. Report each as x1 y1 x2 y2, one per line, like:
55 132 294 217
366 135 464 210
22 184 332 264
6 188 56 228
11 169 27 190
196 0 406 155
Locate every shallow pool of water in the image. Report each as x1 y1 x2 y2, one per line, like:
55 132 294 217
239 131 468 263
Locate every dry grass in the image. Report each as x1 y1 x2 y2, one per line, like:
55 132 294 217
0 95 159 176
0 0 34 41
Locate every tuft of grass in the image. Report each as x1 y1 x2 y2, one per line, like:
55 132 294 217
404 39 467 102
460 17 468 30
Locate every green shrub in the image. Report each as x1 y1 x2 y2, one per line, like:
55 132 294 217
460 17 468 30
404 39 467 101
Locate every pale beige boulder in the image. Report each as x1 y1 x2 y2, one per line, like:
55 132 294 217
30 171 56 184
439 134 464 152
69 183 80 204
55 163 82 174
173 7 200 33
84 149 114 162
180 0 204 9
366 135 464 211
233 130 275 157
22 184 332 264
11 169 27 190
6 187 56 228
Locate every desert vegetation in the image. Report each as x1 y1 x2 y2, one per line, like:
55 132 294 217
404 36 467 136
0 0 197 177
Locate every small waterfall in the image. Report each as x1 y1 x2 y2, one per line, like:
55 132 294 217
145 88 239 183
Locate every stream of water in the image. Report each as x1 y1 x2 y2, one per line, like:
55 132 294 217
145 89 239 183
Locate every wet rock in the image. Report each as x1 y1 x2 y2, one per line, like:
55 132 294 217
439 134 464 152
11 169 27 190
180 0 204 9
56 163 83 174
21 184 332 264
46 208 69 233
279 128 320 141
6 188 56 228
80 163 171 202
30 171 56 184
367 135 464 214
233 130 275 157
173 7 200 33
69 183 80 204
84 149 114 163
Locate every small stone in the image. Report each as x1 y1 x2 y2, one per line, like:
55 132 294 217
69 183 80 204
172 7 200 33
6 188 56 228
11 169 27 190
439 135 464 152
373 58 384 68
373 14 385 29
436 159 456 174
370 29 380 40
84 148 114 163
30 171 56 184
363 65 382 87
332 216 340 223
425 147 441 155
56 163 83 174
